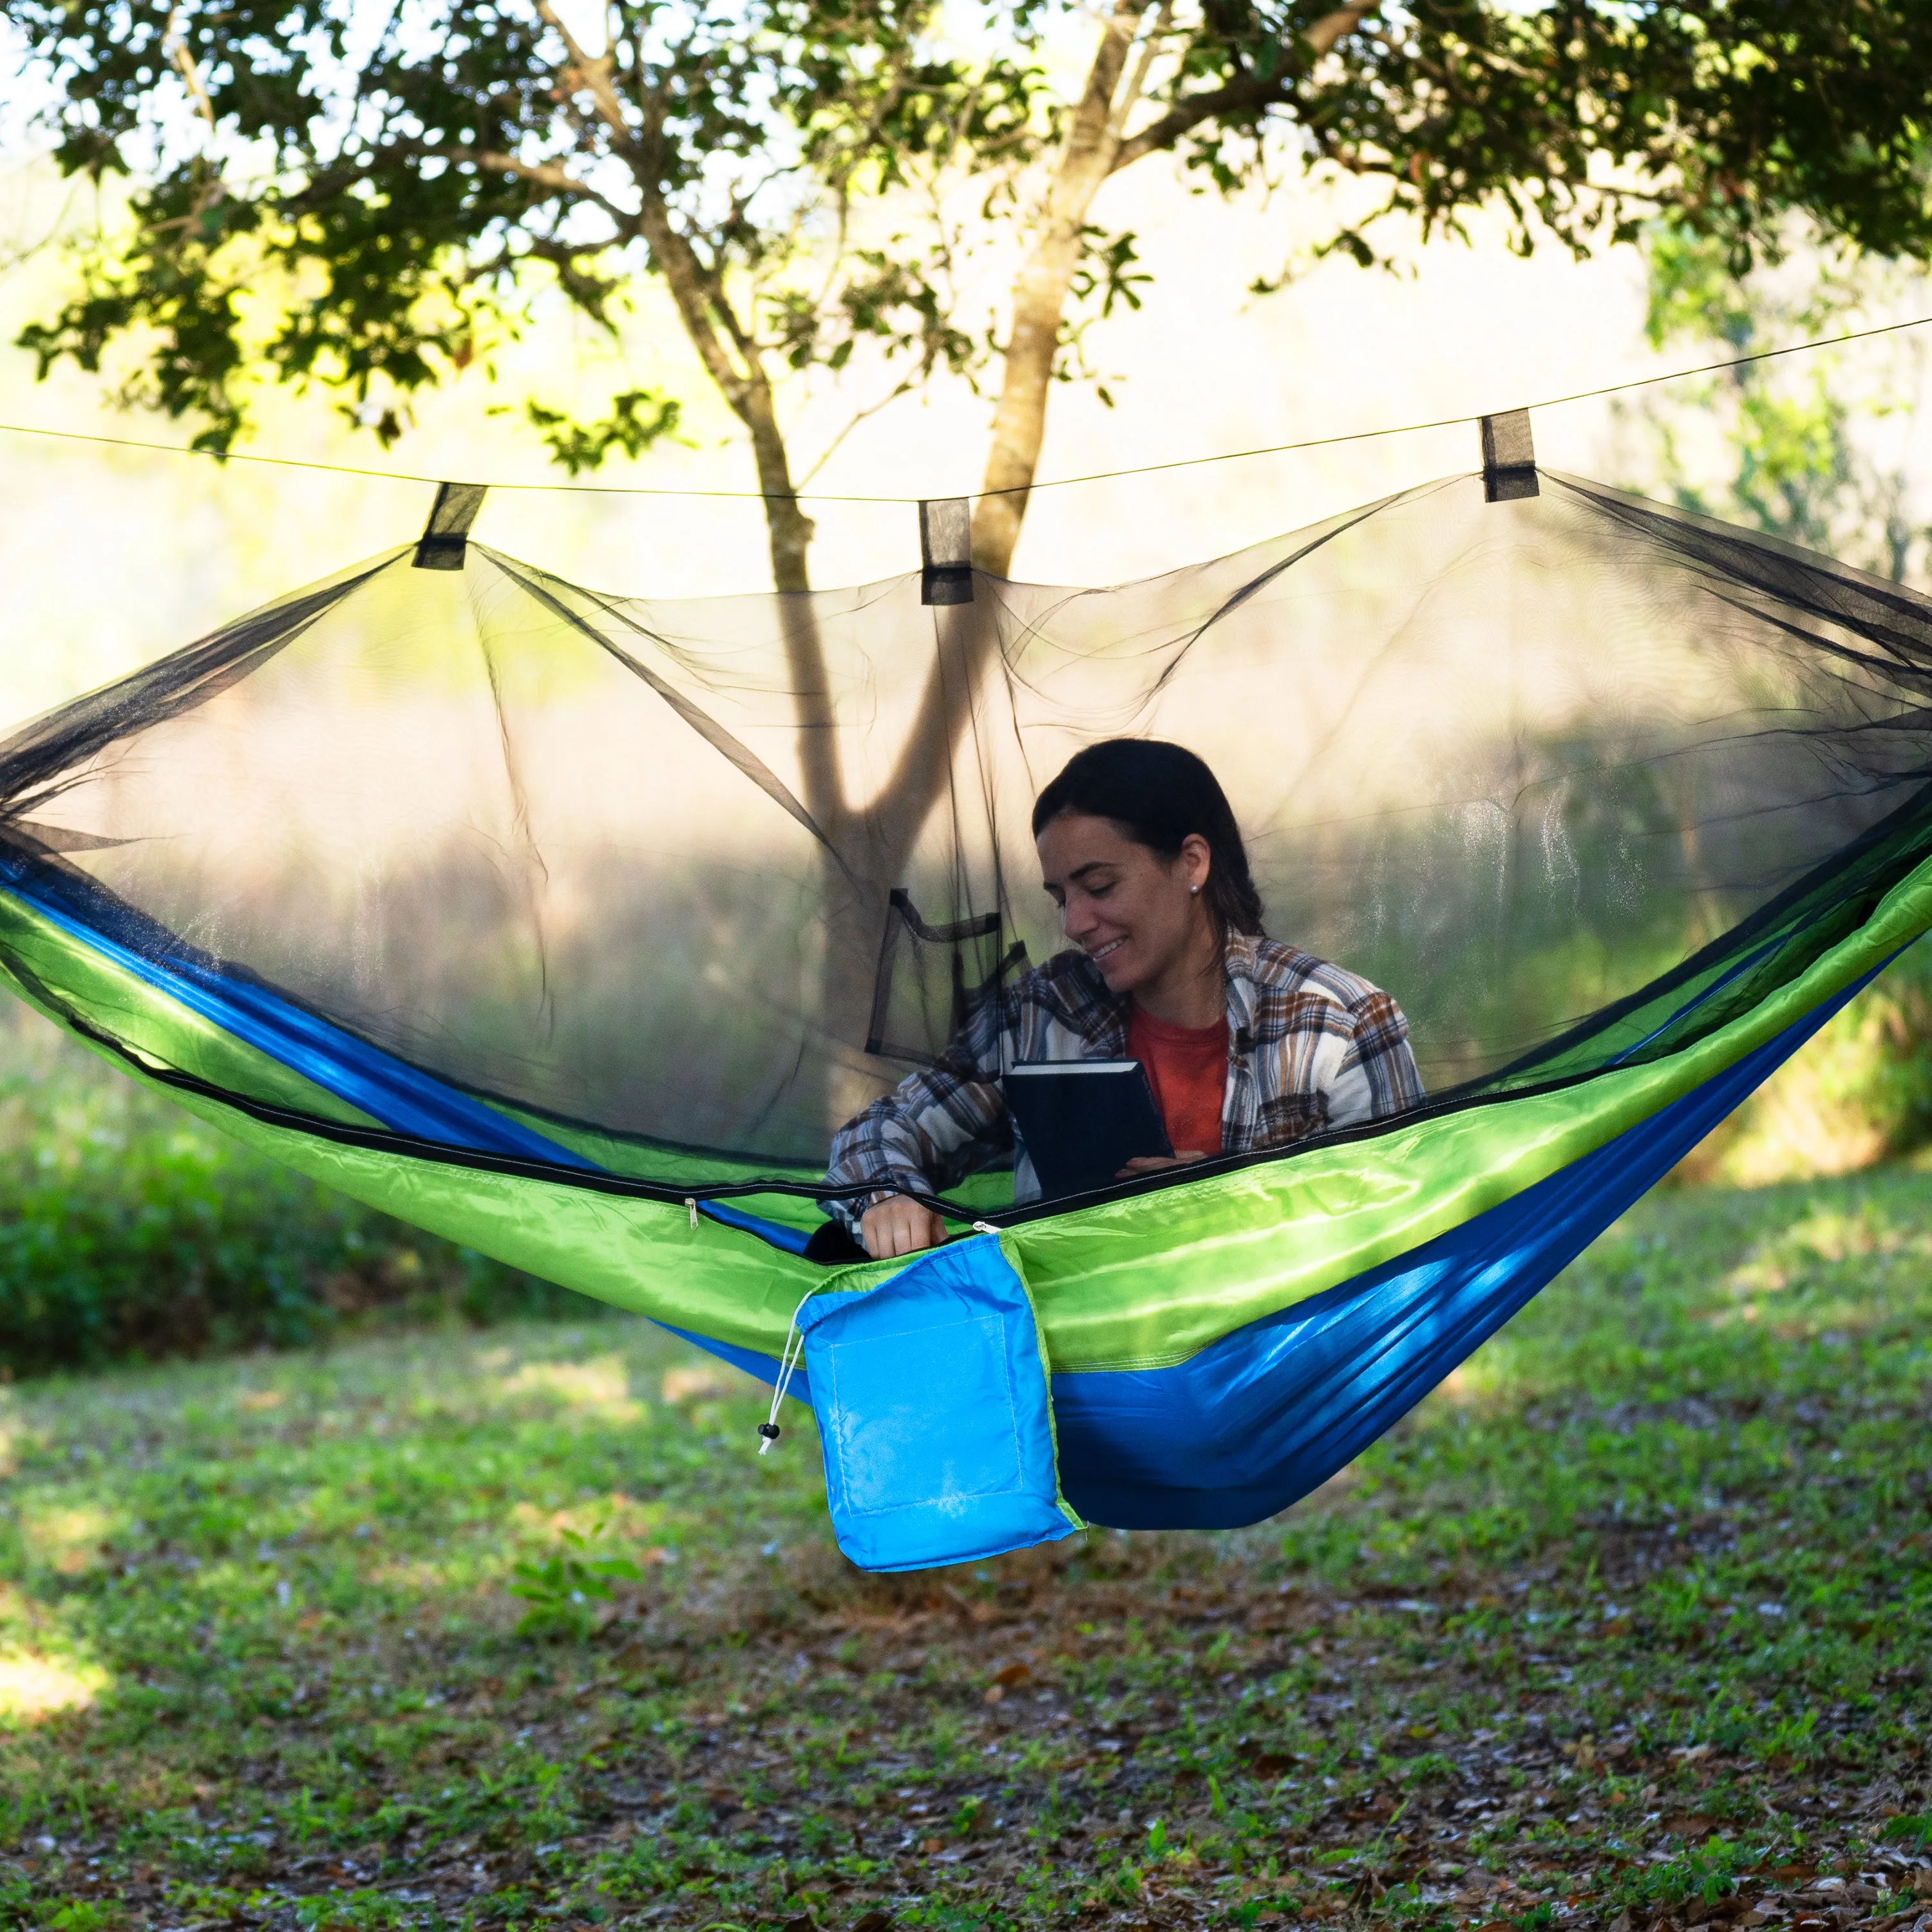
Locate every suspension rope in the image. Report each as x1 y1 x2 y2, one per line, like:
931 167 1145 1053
2 310 1926 505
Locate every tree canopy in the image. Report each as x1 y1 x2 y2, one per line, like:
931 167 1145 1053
10 0 1932 585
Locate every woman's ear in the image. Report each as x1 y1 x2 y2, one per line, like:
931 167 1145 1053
1179 833 1213 896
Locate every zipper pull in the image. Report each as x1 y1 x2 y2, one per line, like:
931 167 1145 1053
686 1198 698 1231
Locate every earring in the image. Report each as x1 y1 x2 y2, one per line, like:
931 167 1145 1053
1189 884 1200 895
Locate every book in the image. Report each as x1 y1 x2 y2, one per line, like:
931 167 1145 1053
1003 1059 1173 1201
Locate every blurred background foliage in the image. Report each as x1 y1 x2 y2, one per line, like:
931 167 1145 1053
1618 225 1932 580
1617 222 1932 1186
0 1010 580 1379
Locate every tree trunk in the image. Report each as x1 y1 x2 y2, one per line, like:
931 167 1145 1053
631 198 850 849
971 1 1377 580
736 365 815 598
736 372 851 853
970 0 1147 579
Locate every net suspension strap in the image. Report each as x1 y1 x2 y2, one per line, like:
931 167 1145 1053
1481 411 1537 502
404 417 1537 590
414 482 489 569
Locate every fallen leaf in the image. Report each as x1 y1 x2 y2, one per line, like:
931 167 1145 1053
992 1660 1032 1687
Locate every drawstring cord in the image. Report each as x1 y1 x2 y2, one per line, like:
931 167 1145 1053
757 1289 816 1454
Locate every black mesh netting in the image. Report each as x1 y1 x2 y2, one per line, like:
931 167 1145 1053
3 468 1931 1193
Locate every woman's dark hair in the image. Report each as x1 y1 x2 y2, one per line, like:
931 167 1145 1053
1030 739 1265 936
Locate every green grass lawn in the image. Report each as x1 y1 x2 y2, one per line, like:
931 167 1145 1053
3 1162 1932 1932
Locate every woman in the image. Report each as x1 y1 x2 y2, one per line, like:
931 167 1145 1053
824 739 1423 1258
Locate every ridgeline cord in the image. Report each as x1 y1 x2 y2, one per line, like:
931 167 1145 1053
1 310 1927 506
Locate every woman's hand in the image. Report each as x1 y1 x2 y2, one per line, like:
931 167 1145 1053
1116 1151 1208 1179
859 1194 948 1259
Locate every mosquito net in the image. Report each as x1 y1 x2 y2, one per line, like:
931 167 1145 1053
1 467 1929 1231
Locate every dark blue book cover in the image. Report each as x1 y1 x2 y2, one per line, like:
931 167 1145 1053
1003 1060 1173 1200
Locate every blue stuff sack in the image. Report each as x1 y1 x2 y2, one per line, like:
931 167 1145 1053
794 1233 1083 1573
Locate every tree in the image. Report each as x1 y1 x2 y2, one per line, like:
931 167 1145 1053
8 0 1932 1114
13 4 1932 587
966 0 1932 571
10 0 1038 595
1616 222 1932 581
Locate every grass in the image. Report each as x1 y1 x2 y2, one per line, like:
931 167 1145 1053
3 1160 1932 1932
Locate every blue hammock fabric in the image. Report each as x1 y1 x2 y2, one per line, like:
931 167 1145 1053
1045 974 1874 1529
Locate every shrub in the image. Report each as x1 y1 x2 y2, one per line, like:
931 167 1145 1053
0 1010 587 1378
1678 940 1932 1184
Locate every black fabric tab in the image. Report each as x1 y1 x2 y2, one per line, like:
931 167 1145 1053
1481 410 1539 502
413 482 489 569
920 497 974 604
804 1218 869 1264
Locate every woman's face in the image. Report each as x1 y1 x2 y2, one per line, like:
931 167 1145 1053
1036 811 1213 998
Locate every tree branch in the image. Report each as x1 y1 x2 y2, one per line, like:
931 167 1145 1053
1106 0 1172 144
163 8 218 132
460 149 639 231
793 373 920 488
533 0 638 152
1111 0 1378 172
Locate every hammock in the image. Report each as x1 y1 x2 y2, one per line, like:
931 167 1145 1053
3 451 1929 1546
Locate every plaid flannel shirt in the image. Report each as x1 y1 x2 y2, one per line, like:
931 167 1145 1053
823 931 1423 1225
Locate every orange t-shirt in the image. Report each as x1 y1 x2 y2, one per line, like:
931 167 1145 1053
1128 1007 1228 1157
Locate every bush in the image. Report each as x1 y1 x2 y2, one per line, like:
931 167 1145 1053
0 1010 590 1378
1678 939 1932 1185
